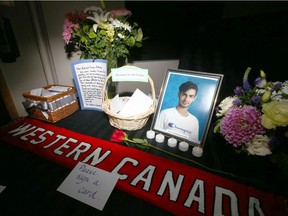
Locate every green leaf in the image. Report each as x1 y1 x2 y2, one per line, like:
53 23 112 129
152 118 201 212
74 28 81 35
132 138 145 144
213 120 221 133
135 42 142 48
88 29 97 38
135 28 143 41
80 36 88 43
127 36 135 46
100 30 106 35
133 22 139 27
83 25 90 33
243 67 252 85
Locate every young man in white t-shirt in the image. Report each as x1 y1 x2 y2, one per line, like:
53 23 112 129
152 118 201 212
156 81 200 143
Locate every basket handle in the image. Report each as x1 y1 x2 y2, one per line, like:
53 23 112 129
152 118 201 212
101 72 156 108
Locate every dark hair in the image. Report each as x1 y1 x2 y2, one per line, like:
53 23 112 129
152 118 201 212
179 81 198 95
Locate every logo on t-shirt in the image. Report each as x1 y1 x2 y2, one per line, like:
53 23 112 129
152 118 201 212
168 122 192 135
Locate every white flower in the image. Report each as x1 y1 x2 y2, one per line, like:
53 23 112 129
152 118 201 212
255 78 267 88
117 33 125 39
216 96 237 117
110 18 131 32
255 88 266 95
86 7 110 32
84 6 103 14
282 81 288 95
270 81 288 102
271 90 283 101
121 23 131 31
246 135 272 156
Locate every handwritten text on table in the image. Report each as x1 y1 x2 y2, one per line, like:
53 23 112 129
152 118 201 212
57 162 119 210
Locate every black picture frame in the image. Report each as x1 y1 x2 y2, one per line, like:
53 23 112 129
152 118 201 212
151 68 223 148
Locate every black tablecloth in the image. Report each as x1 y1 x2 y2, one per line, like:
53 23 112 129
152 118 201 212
0 110 287 215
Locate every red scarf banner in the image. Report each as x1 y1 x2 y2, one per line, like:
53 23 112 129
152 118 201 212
0 118 287 215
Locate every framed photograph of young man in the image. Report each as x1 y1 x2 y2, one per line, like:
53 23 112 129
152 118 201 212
151 69 223 147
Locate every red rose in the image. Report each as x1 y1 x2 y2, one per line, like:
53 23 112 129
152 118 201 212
110 130 126 143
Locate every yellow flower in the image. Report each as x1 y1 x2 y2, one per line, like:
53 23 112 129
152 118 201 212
261 101 288 129
102 24 115 42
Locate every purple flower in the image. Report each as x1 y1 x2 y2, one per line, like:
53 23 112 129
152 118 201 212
271 81 282 91
220 105 265 147
232 98 242 106
254 77 267 88
251 95 261 106
243 81 251 92
234 86 243 95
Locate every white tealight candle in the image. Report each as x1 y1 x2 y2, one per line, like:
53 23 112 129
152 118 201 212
167 137 177 147
155 133 165 143
179 141 189 152
192 146 203 157
146 130 155 139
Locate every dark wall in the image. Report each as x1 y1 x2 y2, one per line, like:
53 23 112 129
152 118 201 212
126 1 288 101
126 1 224 61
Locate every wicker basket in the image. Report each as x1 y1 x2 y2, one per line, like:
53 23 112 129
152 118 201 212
22 84 79 123
102 73 156 131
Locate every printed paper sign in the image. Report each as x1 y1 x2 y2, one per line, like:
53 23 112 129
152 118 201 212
57 162 118 211
112 65 148 82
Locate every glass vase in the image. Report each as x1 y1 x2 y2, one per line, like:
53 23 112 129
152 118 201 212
107 56 117 99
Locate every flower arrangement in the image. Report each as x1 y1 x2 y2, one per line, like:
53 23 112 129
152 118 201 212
214 67 288 176
62 6 144 68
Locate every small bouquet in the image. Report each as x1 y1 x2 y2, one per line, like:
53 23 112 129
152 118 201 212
62 6 144 63
214 67 288 176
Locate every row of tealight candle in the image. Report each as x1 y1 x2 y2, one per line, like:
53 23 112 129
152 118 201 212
146 130 203 157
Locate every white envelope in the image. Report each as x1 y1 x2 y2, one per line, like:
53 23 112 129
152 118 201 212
47 86 71 92
118 88 153 117
110 94 129 114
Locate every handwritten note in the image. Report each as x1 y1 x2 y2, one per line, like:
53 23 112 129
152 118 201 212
57 162 118 210
71 59 107 110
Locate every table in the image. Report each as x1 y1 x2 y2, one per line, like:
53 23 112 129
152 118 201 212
0 110 287 215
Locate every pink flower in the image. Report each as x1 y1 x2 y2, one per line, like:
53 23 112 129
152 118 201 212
220 105 265 147
110 8 132 18
62 19 79 44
